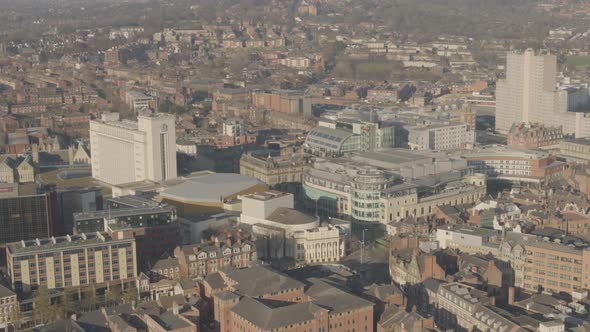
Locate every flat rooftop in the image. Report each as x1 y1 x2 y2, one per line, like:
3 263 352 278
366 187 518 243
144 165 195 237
352 148 434 166
74 205 175 221
438 224 495 237
466 145 550 159
266 207 318 225
564 137 590 146
7 232 128 255
243 190 291 202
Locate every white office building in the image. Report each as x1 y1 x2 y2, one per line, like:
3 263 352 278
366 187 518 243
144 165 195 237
90 112 177 185
496 49 590 136
407 122 475 151
222 118 245 137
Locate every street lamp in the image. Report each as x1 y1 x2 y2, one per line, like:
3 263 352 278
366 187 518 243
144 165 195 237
360 228 368 264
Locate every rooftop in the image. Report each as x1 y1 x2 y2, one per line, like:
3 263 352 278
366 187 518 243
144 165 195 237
231 297 321 330
150 311 191 331
564 137 590 146
242 190 291 202
225 266 305 297
160 173 264 203
527 240 585 255
0 284 16 298
74 205 175 221
266 207 318 225
7 232 130 255
438 224 496 237
466 145 551 159
305 278 374 314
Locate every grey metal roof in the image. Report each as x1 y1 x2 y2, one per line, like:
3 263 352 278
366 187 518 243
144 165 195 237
160 173 264 203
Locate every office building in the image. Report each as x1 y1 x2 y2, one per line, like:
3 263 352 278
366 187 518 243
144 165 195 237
90 112 177 185
523 241 590 295
252 89 311 116
559 138 590 162
466 146 565 183
407 121 475 150
496 49 590 136
0 192 57 245
6 232 137 293
56 187 103 235
73 204 178 266
222 118 245 137
124 90 154 113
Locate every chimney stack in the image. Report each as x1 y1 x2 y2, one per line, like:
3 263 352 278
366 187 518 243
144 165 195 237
172 301 179 315
508 287 516 305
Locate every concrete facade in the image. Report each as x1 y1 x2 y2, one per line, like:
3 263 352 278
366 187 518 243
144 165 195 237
90 112 177 185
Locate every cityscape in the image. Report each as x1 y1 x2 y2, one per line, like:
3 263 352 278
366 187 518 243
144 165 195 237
1 0 590 331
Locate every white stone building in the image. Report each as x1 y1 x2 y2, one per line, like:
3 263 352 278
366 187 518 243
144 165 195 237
90 112 177 185
239 191 345 263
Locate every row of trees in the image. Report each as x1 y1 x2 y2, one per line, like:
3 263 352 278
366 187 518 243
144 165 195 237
31 283 138 325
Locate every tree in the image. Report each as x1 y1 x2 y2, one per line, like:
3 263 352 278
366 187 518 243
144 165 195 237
58 288 76 320
121 284 138 304
32 286 57 324
106 286 122 307
81 285 99 311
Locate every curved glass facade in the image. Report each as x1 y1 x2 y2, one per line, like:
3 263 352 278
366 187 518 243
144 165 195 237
351 169 394 223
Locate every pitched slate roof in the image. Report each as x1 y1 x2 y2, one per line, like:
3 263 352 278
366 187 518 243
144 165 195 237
231 297 322 330
305 278 374 314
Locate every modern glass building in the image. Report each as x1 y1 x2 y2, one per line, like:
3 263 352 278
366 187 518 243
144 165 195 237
0 192 57 245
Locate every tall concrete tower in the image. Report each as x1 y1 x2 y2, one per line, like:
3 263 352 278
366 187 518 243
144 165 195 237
495 49 559 133
90 112 177 185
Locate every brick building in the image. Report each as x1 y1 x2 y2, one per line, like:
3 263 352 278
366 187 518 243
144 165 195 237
206 266 374 332
523 241 590 295
467 146 565 183
174 239 256 278
507 123 563 149
252 89 311 116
